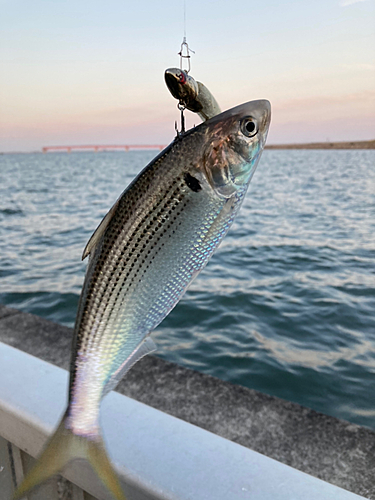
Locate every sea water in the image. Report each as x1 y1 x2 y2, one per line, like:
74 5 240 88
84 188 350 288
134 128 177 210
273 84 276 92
0 149 374 428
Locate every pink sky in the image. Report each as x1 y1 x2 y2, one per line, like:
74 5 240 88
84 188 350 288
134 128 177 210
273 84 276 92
1 0 374 152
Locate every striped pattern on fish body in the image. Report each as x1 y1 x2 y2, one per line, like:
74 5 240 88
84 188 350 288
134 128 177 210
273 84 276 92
70 127 243 425
13 99 271 500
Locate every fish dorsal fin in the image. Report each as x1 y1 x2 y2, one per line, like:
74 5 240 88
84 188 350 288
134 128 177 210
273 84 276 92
102 336 157 397
82 199 120 260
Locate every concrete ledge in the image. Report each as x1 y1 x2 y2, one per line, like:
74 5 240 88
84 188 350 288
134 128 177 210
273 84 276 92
0 342 367 500
0 304 374 499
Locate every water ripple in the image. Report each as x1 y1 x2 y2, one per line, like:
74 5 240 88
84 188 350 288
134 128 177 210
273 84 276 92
0 150 374 428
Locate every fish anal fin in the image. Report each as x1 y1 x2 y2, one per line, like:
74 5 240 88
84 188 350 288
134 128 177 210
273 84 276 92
103 337 157 397
82 199 120 260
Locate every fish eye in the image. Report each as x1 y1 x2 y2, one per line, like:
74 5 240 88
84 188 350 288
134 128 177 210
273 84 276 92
240 117 258 137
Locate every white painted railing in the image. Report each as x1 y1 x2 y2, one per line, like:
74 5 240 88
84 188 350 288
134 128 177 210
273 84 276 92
0 342 368 500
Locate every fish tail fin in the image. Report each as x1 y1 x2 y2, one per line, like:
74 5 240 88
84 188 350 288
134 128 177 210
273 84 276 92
85 436 127 500
13 411 126 500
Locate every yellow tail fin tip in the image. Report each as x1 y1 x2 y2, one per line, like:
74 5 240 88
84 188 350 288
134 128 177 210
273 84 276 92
13 412 127 500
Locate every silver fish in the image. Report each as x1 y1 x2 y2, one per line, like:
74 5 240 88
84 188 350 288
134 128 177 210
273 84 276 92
165 68 221 121
14 99 271 500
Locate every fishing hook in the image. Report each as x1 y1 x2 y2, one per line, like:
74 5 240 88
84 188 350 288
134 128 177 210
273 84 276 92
175 103 186 138
178 103 186 134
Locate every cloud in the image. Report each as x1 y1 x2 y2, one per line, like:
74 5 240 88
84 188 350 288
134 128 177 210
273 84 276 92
340 0 367 6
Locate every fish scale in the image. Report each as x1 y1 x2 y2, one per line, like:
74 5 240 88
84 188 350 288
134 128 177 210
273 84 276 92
75 176 189 358
68 156 221 430
13 99 271 500
87 181 220 379
74 156 204 369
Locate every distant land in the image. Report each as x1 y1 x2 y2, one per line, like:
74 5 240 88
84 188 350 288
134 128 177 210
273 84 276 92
265 140 375 150
1 140 375 155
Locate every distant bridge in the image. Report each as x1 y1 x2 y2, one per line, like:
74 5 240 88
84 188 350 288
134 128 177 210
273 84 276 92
42 144 166 153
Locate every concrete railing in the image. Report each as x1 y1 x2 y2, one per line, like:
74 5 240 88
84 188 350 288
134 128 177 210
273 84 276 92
0 341 367 500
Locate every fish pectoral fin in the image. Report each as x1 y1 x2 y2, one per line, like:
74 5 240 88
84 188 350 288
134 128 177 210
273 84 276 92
82 198 120 260
103 336 157 397
13 411 127 500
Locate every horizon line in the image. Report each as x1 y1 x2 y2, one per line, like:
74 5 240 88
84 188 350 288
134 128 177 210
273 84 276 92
1 138 374 155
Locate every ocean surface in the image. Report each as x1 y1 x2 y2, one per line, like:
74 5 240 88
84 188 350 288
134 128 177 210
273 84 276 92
0 149 374 428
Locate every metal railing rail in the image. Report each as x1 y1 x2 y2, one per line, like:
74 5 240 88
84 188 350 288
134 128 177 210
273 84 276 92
0 342 367 500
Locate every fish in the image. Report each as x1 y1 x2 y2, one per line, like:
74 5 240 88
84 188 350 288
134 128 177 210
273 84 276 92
13 98 271 500
165 68 221 121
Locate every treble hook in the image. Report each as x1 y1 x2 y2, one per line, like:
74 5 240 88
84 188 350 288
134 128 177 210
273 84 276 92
175 102 186 137
178 37 195 74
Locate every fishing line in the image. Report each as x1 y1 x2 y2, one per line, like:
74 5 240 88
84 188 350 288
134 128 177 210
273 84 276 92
178 0 194 74
184 0 186 40
175 0 194 135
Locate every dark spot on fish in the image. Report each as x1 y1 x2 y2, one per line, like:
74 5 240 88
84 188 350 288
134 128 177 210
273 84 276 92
184 172 202 192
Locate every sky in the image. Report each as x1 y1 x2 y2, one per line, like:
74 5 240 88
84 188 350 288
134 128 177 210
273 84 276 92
0 0 374 151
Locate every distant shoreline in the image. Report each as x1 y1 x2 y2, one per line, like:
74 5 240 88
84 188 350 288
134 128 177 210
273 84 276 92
265 140 375 150
1 139 374 155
